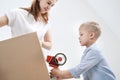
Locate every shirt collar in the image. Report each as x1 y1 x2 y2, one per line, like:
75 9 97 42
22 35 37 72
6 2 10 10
83 43 97 54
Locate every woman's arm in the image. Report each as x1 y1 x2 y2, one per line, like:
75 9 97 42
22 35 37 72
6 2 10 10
41 30 52 50
0 15 8 27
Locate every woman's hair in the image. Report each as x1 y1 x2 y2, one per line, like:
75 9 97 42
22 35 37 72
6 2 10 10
22 0 48 24
80 21 101 39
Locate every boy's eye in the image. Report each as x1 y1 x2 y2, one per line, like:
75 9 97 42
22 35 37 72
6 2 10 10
80 34 83 36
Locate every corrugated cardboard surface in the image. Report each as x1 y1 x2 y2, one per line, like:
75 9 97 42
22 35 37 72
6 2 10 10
0 32 50 80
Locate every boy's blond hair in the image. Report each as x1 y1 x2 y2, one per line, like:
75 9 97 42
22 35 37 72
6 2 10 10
80 21 101 39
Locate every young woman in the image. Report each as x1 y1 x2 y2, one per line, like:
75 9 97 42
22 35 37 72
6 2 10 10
0 0 57 50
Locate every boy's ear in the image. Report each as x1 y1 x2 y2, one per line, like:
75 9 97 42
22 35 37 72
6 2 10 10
90 32 95 39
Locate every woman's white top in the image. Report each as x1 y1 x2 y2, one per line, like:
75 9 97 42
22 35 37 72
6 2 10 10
5 9 50 40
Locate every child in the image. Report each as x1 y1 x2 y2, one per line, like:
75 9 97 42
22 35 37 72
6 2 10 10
50 21 116 80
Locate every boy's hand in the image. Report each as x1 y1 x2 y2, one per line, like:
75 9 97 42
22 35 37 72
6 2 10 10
50 68 72 79
50 68 62 80
50 68 60 77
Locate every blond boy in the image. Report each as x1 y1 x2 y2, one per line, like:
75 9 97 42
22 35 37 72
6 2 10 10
50 21 116 80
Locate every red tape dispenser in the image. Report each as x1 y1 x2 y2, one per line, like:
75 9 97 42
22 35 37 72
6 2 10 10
46 53 67 68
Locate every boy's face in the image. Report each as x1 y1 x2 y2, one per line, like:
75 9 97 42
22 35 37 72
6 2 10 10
79 27 91 47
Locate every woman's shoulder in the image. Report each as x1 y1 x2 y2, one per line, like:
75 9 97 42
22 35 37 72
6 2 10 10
16 8 29 14
8 8 28 14
6 8 24 16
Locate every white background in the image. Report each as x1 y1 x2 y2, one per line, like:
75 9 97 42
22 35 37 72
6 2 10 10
0 0 120 80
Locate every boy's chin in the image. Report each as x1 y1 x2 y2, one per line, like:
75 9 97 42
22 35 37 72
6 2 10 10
80 44 83 46
80 44 85 46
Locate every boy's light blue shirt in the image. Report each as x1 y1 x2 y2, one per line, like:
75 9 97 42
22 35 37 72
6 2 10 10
69 43 116 80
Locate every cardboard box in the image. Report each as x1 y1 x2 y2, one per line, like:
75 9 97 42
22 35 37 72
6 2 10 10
0 32 50 80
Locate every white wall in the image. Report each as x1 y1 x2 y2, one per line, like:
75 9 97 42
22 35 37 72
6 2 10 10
0 0 120 80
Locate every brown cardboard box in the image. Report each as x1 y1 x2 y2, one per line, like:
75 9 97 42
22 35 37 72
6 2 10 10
0 32 50 80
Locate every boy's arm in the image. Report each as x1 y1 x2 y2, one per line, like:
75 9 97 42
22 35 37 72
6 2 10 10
51 69 73 79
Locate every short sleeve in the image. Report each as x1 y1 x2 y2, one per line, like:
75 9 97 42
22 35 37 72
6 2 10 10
5 9 17 27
